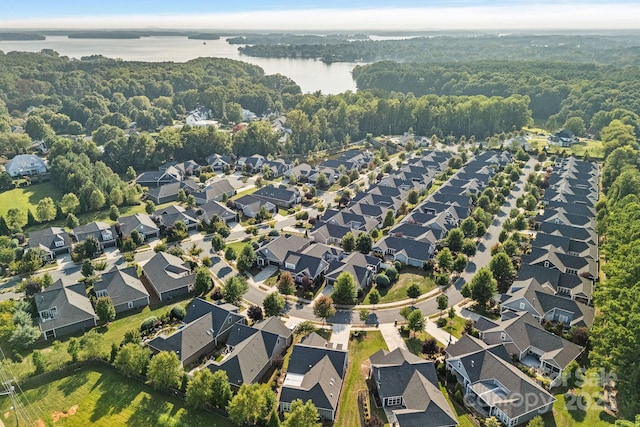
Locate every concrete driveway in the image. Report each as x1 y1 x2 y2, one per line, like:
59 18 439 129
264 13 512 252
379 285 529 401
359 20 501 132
253 265 278 283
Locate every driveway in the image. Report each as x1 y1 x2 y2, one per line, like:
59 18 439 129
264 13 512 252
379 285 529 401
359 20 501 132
378 323 408 351
329 324 351 350
253 265 278 283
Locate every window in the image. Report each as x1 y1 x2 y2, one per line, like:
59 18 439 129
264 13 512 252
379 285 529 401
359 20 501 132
558 314 569 323
285 262 296 270
54 239 64 248
282 402 291 412
96 290 108 298
102 231 113 241
566 268 578 275
127 301 134 309
544 261 550 268
386 396 402 406
500 332 506 341
519 302 526 310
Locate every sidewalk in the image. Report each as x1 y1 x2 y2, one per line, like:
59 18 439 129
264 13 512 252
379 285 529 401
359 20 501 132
425 320 457 347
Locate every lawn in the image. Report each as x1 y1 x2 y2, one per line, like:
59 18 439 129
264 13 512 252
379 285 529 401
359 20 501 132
439 385 476 427
547 368 618 427
0 181 63 218
401 329 440 356
437 315 467 339
335 330 388 427
365 267 436 304
0 365 230 427
230 186 257 200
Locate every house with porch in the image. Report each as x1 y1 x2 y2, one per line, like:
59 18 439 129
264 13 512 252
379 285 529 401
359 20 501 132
28 227 72 261
369 348 457 427
282 251 329 286
94 266 149 314
72 222 117 251
152 205 199 232
141 252 194 302
35 279 97 340
279 332 348 421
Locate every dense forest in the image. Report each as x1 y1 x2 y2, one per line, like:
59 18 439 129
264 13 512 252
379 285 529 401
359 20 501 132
352 61 640 132
590 119 640 418
237 34 640 65
228 33 369 45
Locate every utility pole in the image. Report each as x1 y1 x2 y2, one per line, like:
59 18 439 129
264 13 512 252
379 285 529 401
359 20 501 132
1 381 19 426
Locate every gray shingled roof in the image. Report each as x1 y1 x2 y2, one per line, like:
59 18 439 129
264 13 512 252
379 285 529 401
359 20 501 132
142 252 194 296
94 266 149 308
28 227 72 251
35 280 97 333
148 311 216 364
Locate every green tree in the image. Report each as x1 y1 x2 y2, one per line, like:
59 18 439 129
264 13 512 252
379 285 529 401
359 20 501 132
341 231 355 252
228 383 276 426
313 295 335 324
437 294 448 311
283 399 321 427
407 189 419 205
89 189 106 211
67 337 80 363
407 309 425 337
126 166 137 181
263 291 286 317
147 351 182 389
81 259 94 277
406 283 421 302
211 234 226 252
383 209 395 227
114 343 151 377
460 217 478 238
106 204 119 221
145 200 156 214
66 213 79 229
526 416 545 427
61 192 81 214
356 232 373 254
445 228 464 252
95 297 116 323
278 271 296 295
237 243 257 273
35 197 57 222
485 417 501 427
210 370 233 409
368 289 380 308
223 276 249 305
194 266 213 296
470 267 497 308
489 252 516 293
186 369 215 409
315 172 328 189
437 247 454 272
453 253 467 273
563 116 586 137
32 350 45 375
332 271 357 304
225 246 237 261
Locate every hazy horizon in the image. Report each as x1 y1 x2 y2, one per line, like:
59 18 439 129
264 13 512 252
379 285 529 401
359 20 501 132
2 2 640 31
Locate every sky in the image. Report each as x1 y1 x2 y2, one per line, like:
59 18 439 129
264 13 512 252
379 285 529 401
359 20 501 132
1 1 640 31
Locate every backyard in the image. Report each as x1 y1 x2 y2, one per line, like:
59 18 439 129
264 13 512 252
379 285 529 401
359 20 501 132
0 365 229 427
365 267 436 304
334 330 388 427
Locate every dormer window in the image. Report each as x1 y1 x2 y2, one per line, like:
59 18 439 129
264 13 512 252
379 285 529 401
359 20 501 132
54 239 64 248
519 302 525 310
102 231 113 241
500 332 506 341
544 261 550 268
96 290 108 298
285 262 296 270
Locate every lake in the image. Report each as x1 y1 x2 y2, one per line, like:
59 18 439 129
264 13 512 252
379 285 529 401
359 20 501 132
0 36 361 94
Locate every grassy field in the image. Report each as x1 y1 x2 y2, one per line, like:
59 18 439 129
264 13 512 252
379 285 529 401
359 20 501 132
439 315 467 339
402 329 440 355
0 365 230 427
335 330 388 427
0 181 64 218
439 385 476 427
365 267 436 304
547 369 618 427
230 186 257 201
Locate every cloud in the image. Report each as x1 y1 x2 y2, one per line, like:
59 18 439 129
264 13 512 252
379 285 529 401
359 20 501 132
1 4 639 30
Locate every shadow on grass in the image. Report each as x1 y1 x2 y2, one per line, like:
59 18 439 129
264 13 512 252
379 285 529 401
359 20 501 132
90 369 136 422
58 370 89 397
126 395 171 427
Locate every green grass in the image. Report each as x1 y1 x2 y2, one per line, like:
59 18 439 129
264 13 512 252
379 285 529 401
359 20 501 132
230 186 257 201
335 331 388 427
225 239 256 256
401 330 440 356
547 369 618 427
440 315 467 339
439 384 476 427
0 181 64 218
365 267 436 304
0 365 230 427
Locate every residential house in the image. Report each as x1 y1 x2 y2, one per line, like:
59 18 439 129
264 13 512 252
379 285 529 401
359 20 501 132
5 154 48 177
325 252 376 290
548 129 577 147
301 243 345 264
28 227 72 261
537 222 597 247
206 317 292 390
196 200 237 224
141 252 194 302
136 165 183 187
192 179 236 205
206 153 235 171
94 266 149 314
159 160 201 177
522 245 597 281
233 194 277 218
285 162 314 182
117 213 160 241
148 298 244 368
145 179 200 205
502 278 594 328
253 185 301 209
72 221 117 250
445 335 555 426
369 348 457 427
516 264 594 305
238 154 266 173
372 236 435 268
35 279 97 340
476 312 584 386
279 332 348 421
282 251 329 286
153 205 199 232
256 235 310 267
308 222 352 246
531 233 597 263
185 107 218 127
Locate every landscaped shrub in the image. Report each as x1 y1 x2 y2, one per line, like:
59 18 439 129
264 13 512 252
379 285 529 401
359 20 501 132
436 317 448 328
375 274 390 287
170 306 186 321
140 316 159 332
385 266 398 282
